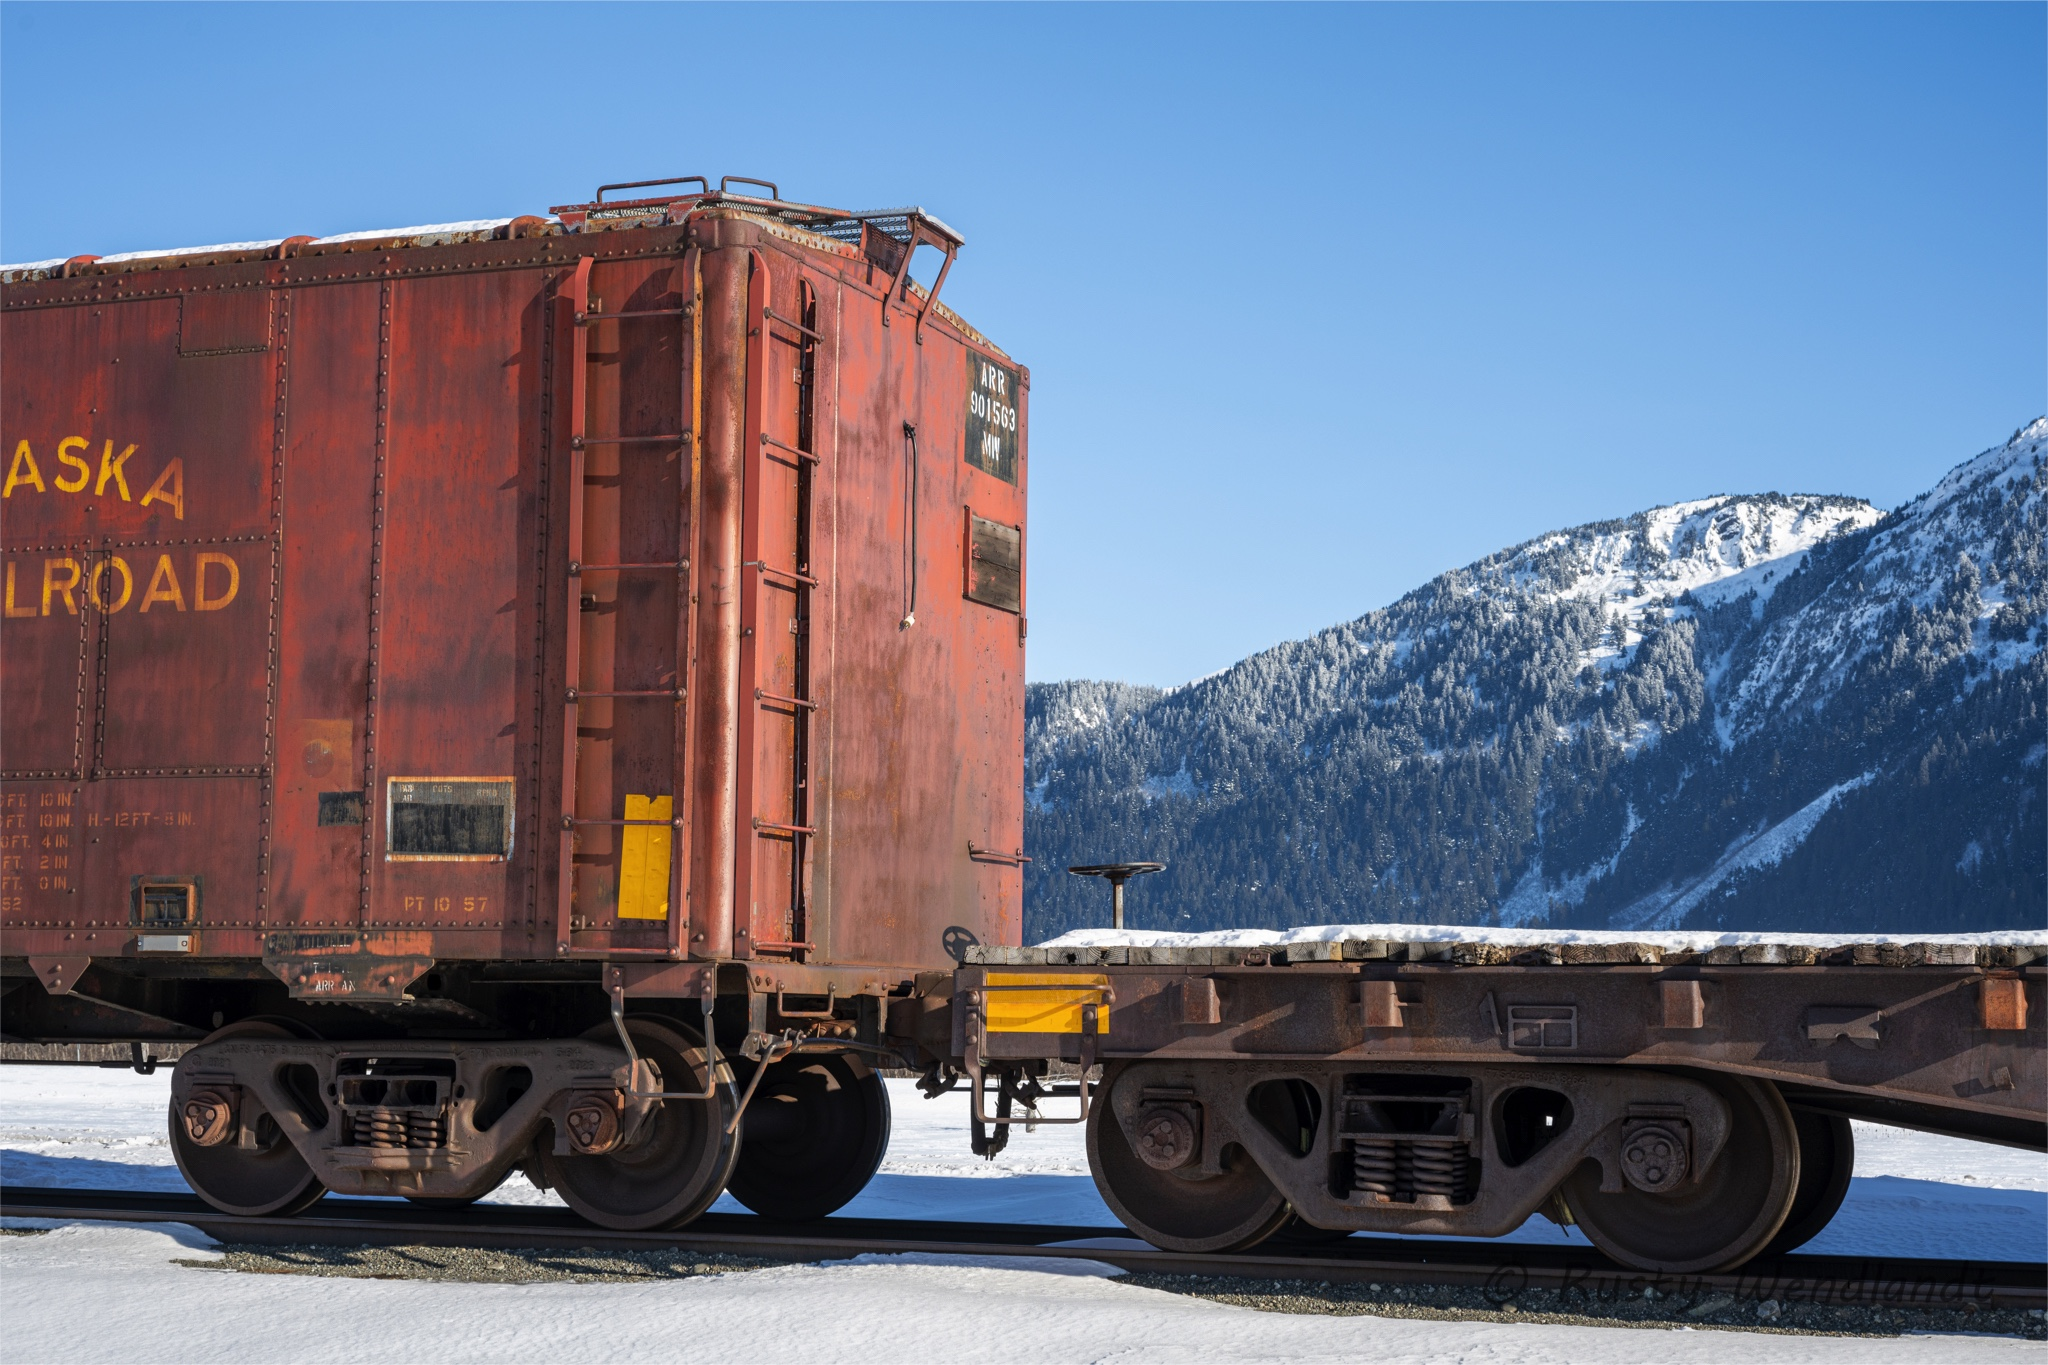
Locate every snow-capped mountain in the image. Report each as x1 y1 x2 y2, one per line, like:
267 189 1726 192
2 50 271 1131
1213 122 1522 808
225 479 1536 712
1024 422 2046 941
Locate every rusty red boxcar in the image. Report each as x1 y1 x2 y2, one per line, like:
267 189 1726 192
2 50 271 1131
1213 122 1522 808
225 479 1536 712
2 178 1028 1226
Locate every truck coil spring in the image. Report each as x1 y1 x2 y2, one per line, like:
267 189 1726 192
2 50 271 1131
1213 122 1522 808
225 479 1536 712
350 1108 446 1149
1409 1141 1462 1198
1352 1137 1472 1203
1353 1137 1399 1197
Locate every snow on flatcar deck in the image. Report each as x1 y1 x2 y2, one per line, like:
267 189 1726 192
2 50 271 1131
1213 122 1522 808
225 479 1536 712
968 925 2048 967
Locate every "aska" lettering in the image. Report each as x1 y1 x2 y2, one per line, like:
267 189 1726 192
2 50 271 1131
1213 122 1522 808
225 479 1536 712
3 437 183 520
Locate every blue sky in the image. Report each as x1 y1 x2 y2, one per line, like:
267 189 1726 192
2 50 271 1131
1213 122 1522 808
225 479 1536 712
4 3 2040 685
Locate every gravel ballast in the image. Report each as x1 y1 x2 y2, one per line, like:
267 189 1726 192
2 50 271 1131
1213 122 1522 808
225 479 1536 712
175 1241 791 1284
1118 1271 2048 1340
155 1238 2046 1340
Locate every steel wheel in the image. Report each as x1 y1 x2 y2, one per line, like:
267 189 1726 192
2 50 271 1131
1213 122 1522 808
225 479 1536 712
170 1020 328 1218
542 1017 739 1231
1087 1065 1292 1254
1562 1073 1799 1273
1758 1107 1854 1257
725 1051 891 1221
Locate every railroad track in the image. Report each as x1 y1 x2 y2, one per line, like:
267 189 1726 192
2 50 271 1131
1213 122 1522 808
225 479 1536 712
5 1185 2041 1311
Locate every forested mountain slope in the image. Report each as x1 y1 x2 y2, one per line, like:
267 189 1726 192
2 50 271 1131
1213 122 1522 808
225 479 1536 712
1023 421 2046 941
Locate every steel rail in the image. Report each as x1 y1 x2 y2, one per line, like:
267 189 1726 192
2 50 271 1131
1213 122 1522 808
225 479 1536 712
3 1186 2040 1310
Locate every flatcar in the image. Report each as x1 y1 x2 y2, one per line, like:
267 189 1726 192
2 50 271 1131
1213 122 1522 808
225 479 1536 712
3 181 2040 1271
950 923 2044 1270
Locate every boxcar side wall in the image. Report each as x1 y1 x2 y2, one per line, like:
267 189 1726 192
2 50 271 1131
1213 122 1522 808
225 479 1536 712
1 210 1027 989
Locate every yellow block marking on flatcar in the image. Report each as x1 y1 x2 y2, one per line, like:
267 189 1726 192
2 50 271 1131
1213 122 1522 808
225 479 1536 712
984 973 1110 1035
617 794 673 920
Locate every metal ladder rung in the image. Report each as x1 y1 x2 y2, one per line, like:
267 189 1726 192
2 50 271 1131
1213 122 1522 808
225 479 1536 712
565 688 684 701
577 308 692 323
746 560 818 589
755 688 818 712
763 306 821 340
760 434 820 466
752 818 816 837
571 561 684 574
564 816 685 828
573 433 688 449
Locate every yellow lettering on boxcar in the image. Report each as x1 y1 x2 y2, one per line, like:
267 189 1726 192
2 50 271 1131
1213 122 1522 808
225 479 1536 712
1 436 184 515
41 558 80 616
138 457 184 520
194 552 239 611
139 555 186 613
4 441 45 497
53 437 90 493
96 442 136 500
89 557 133 613
4 563 37 619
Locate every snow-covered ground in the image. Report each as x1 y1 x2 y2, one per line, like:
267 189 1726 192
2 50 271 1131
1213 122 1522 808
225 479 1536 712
3 1067 2043 1362
12 1220 2043 1365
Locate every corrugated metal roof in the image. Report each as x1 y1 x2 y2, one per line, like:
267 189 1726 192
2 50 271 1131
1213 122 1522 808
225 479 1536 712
4 203 1008 359
2 219 522 281
4 197 968 283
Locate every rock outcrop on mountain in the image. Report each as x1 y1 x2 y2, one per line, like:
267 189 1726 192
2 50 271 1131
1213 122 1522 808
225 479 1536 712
1024 421 2046 942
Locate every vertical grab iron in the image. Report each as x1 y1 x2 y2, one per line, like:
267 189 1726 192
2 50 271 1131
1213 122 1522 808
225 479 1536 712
554 258 595 954
900 422 919 629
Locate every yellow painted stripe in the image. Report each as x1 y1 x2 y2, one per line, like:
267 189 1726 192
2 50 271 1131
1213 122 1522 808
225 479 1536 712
617 794 673 920
984 972 1110 1035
